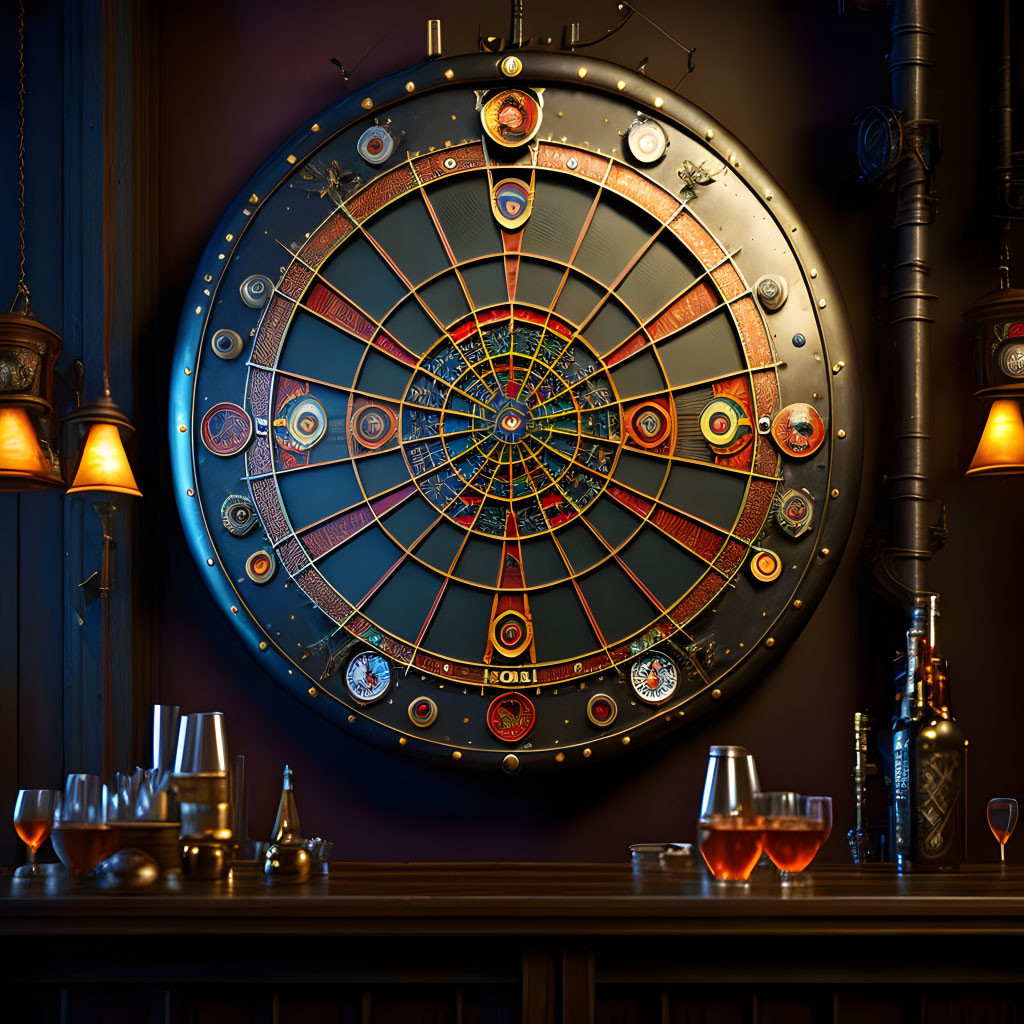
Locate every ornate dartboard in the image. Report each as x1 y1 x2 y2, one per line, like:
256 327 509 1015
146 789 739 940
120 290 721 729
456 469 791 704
171 52 860 771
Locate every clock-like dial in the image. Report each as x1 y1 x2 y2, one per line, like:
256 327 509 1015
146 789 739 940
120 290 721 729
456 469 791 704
171 52 860 770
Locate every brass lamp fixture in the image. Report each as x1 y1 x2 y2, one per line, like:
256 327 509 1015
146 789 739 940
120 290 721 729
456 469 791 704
64 0 140 501
965 288 1024 476
0 0 63 490
966 0 1024 476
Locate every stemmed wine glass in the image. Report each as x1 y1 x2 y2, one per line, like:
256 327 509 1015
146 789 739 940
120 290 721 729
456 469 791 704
757 791 828 885
13 789 57 878
987 798 1018 865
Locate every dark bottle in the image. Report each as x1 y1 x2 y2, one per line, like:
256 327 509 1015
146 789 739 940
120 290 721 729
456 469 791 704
896 600 967 873
892 597 931 863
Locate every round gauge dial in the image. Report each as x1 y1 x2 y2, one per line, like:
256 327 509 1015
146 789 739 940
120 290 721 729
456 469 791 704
171 52 860 770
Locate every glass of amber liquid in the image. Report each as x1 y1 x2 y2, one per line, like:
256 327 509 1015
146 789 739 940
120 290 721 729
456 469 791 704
13 789 57 878
698 745 765 884
50 774 119 879
698 816 766 882
987 798 1018 865
757 792 827 884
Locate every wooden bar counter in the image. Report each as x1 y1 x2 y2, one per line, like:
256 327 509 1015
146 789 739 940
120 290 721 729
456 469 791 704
2 862 1023 1022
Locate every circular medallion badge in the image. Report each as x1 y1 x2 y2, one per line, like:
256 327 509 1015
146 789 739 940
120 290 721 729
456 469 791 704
771 403 826 458
408 696 438 728
750 549 783 583
630 655 678 705
245 548 276 584
625 117 669 164
586 693 618 727
357 126 395 165
275 394 327 451
486 691 536 742
201 402 253 457
699 397 752 456
481 89 542 146
346 651 392 705
221 494 258 537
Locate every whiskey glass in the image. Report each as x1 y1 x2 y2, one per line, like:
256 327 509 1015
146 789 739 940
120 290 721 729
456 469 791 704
757 791 827 884
51 774 119 878
698 746 764 883
13 789 57 878
987 797 1018 865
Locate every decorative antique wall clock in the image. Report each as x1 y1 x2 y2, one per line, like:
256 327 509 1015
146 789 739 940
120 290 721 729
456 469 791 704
170 50 860 771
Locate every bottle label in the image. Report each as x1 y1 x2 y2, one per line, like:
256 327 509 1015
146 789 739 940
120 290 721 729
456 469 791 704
893 736 909 854
916 751 964 861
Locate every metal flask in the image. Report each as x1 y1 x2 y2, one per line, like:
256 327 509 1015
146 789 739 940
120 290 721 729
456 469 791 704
699 745 761 820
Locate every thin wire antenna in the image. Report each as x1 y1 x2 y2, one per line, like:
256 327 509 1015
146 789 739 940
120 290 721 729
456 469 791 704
569 4 634 49
331 29 391 88
619 2 697 86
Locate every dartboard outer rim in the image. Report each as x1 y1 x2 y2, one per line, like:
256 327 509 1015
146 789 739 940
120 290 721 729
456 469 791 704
169 51 863 771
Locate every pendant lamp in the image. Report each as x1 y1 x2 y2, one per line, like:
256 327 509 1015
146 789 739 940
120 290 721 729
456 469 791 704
965 288 1024 477
0 1 64 491
64 0 140 500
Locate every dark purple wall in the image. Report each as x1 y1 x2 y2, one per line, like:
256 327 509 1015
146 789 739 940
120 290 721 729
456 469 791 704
152 0 1017 863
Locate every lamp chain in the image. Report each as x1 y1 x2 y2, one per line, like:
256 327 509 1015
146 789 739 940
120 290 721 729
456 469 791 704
15 0 31 312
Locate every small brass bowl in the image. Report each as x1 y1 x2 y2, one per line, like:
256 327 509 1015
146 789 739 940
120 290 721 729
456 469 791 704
263 840 311 883
181 838 233 881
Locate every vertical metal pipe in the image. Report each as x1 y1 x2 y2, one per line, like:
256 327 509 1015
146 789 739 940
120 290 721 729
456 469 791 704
510 0 524 49
886 0 936 601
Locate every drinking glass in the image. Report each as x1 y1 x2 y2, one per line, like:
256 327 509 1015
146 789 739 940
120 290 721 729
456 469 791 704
809 796 833 846
757 791 827 884
51 774 120 878
13 789 57 877
987 798 1018 865
698 745 764 883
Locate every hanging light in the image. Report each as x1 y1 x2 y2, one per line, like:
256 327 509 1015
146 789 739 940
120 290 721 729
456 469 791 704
0 0 64 491
66 405 141 497
967 399 1024 475
0 406 51 480
63 0 141 502
965 287 1024 477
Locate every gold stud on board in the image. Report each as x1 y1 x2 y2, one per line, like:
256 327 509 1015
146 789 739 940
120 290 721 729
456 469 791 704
555 752 565 762
452 750 462 760
258 641 268 651
503 754 520 773
831 488 840 498
361 97 373 109
308 687 317 697
583 748 592 757
500 55 522 77
711 688 722 700
793 599 803 609
399 737 407 745
765 638 775 648
348 714 356 724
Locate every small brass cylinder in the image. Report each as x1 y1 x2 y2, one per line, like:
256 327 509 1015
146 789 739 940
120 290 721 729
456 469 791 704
427 20 442 58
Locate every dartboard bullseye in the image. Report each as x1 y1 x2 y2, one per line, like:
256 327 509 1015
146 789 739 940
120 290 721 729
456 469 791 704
171 51 860 770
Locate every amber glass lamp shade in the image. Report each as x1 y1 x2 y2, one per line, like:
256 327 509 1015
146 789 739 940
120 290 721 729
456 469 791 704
0 405 61 489
967 399 1024 476
67 421 142 497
